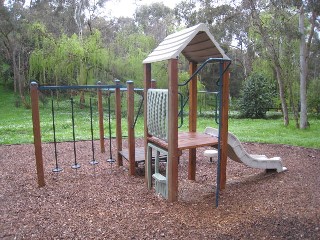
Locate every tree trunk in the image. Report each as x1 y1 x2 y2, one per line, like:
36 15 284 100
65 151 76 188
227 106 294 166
12 48 18 93
248 1 289 126
299 5 309 129
80 90 85 109
74 0 84 39
13 49 29 108
288 79 299 128
275 64 289 126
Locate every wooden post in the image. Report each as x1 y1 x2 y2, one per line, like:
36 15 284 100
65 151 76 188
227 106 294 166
115 79 123 166
30 82 45 187
220 62 230 189
127 81 135 175
167 59 179 202
144 63 152 185
97 81 105 153
188 61 197 180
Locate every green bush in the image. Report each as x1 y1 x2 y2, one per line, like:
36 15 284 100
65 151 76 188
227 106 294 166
237 73 275 118
307 77 320 114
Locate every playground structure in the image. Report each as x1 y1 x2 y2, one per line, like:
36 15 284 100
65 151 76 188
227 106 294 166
143 23 286 206
30 23 286 207
142 23 231 205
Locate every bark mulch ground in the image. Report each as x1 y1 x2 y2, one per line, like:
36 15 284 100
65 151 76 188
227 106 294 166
0 139 319 239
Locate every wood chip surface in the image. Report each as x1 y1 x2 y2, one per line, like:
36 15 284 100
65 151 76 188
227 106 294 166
1 139 319 239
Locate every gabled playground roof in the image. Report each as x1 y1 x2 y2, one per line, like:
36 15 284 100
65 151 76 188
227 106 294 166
143 23 230 64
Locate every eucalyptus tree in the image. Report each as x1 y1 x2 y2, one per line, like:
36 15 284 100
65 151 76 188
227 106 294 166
244 0 320 128
114 17 138 33
307 36 320 114
0 1 32 107
174 0 249 98
0 4 14 87
27 0 78 37
27 0 109 37
247 6 302 126
73 0 109 37
174 0 198 26
295 0 320 128
89 16 116 44
244 0 297 126
198 1 253 98
134 2 176 44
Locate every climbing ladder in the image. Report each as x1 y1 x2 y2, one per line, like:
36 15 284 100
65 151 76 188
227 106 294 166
147 143 168 198
146 89 169 199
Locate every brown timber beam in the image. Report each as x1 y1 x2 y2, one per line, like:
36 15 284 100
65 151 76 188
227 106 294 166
127 81 135 175
144 63 152 185
97 81 105 153
188 61 198 180
167 59 179 202
30 82 45 187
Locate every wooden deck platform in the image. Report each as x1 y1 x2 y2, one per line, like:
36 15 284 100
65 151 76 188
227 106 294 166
148 132 218 150
119 132 218 165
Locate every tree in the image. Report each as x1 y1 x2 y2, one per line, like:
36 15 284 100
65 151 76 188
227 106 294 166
245 0 294 126
174 1 251 98
109 31 157 86
27 0 78 37
135 2 176 44
28 25 113 86
238 73 275 118
174 0 198 26
0 1 32 106
297 0 320 128
307 77 320 114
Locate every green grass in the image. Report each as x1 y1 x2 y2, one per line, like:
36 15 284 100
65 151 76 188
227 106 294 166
0 85 145 144
178 116 320 149
0 87 34 144
228 118 319 148
0 85 319 149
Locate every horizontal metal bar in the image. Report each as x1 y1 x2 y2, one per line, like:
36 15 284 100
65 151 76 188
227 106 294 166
105 88 144 92
38 84 126 91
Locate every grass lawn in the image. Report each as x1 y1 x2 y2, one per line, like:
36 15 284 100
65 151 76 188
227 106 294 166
0 86 34 144
0 85 319 149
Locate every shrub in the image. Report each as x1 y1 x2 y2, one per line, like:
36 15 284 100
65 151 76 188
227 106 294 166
237 73 275 118
307 77 320 114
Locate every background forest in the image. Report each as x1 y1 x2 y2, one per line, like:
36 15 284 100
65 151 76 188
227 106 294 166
1 0 320 129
